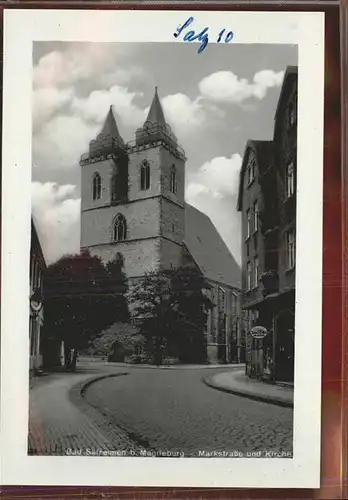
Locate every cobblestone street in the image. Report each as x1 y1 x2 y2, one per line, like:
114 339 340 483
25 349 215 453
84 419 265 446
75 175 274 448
84 365 293 457
29 359 293 457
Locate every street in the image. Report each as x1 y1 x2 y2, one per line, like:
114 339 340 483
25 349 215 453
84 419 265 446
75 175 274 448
83 364 293 457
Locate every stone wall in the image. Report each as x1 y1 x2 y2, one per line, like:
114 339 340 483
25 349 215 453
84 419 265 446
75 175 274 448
88 238 161 278
160 197 185 245
81 197 161 248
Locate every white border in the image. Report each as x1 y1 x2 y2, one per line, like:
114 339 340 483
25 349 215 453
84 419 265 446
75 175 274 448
1 9 324 488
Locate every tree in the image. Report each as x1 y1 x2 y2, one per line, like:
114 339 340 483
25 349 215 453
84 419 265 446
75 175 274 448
128 266 212 365
87 322 145 361
43 250 129 371
128 271 174 365
169 266 212 363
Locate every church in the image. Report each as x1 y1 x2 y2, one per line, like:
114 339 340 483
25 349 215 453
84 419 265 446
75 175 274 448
80 88 242 364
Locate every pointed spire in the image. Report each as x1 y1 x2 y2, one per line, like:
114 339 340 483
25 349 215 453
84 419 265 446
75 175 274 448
101 105 123 142
145 87 166 127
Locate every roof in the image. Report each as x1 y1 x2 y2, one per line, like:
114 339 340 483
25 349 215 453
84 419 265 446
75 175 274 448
31 216 47 269
101 105 123 141
145 87 167 127
274 66 298 123
236 139 273 211
184 204 241 289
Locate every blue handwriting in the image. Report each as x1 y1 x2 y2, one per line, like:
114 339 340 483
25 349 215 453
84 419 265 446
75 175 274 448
173 16 234 54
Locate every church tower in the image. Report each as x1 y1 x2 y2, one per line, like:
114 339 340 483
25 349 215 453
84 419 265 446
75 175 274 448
80 88 187 278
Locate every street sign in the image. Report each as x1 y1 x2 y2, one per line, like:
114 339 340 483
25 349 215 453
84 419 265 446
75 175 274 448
251 326 268 339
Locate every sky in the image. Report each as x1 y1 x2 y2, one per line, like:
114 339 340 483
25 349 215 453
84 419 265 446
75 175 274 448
32 42 297 265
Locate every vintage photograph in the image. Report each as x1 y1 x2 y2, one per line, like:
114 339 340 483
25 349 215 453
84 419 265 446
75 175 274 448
1 8 325 488
28 41 298 458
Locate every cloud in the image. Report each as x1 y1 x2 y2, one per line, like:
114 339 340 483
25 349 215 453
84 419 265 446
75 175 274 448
162 93 205 132
186 154 243 263
71 85 146 131
199 69 284 103
187 153 243 200
33 43 132 90
33 86 74 132
32 181 81 263
33 114 99 171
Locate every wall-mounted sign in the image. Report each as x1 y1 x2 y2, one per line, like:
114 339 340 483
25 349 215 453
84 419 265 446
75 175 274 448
251 326 268 339
30 288 43 314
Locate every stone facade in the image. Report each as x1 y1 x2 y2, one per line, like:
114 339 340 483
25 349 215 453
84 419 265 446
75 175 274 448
205 283 243 364
80 89 242 364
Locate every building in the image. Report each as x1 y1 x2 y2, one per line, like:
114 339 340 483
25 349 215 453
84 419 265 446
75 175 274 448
80 88 242 363
237 66 297 382
29 218 46 373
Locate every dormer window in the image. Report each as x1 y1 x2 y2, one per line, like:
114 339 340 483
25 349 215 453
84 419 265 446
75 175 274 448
140 160 150 190
247 153 256 186
92 172 101 200
170 165 177 194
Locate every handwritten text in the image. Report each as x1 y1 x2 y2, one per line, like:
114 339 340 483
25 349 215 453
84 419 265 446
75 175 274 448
173 17 234 54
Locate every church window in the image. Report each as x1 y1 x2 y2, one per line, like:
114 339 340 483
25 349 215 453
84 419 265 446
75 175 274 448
170 165 177 194
140 161 150 190
113 214 127 242
92 173 101 200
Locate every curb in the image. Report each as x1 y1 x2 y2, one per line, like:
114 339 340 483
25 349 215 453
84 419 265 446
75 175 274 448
80 372 129 396
203 375 294 409
68 371 130 412
68 371 139 451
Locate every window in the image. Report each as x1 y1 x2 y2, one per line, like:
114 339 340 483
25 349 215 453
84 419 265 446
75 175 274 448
288 99 296 127
92 173 101 200
253 257 259 288
231 293 237 315
33 259 38 289
246 209 251 239
218 287 225 311
286 162 295 198
247 262 252 290
170 165 177 194
286 229 295 269
253 200 259 232
113 214 127 242
247 154 256 186
140 161 150 190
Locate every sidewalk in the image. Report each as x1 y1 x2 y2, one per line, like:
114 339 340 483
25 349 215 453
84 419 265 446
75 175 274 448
106 361 244 370
204 369 294 408
28 367 134 455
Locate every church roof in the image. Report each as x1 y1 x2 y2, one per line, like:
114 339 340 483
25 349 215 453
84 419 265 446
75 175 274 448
145 87 167 127
184 204 241 289
101 105 123 142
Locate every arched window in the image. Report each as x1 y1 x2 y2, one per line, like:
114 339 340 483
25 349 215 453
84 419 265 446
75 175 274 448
140 161 150 190
92 173 101 200
170 165 177 194
113 214 127 242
